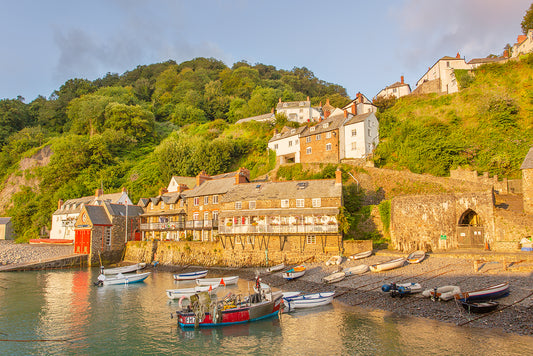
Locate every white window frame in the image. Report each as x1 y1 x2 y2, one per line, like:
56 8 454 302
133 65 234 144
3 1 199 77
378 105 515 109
296 199 304 208
281 199 289 208
326 143 332 151
316 134 321 141
312 198 321 207
249 201 256 209
351 142 357 151
204 211 209 221
161 201 165 209
204 196 209 205
288 141 292 147
194 197 199 206
326 132 332 139
306 136 311 143
351 129 357 137
213 195 218 204
306 147 312 155
274 144 278 150
235 201 242 210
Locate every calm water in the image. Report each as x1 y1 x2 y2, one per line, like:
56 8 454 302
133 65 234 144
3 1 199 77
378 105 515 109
0 269 532 355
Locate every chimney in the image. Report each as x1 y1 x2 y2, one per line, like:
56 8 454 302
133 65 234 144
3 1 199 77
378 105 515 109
351 102 356 115
235 167 250 185
456 52 460 59
326 98 330 105
401 76 404 84
58 199 63 210
177 184 189 193
196 171 211 186
159 187 168 196
306 96 310 101
335 168 342 185
122 187 127 193
343 110 348 118
503 50 509 58
319 101 322 107
95 188 103 199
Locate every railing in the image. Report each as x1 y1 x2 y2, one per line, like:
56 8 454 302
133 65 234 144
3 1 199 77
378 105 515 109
184 219 219 230
219 224 338 234
140 222 185 231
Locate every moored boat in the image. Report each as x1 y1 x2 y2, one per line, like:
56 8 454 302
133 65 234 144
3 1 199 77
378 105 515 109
103 263 146 275
166 284 219 300
407 250 426 264
266 263 285 273
95 272 151 286
343 264 369 276
325 255 342 266
422 285 461 301
454 282 510 302
196 276 239 286
283 291 335 311
348 250 372 260
381 282 422 297
173 270 208 281
461 300 499 314
369 258 406 272
282 265 306 280
322 271 345 284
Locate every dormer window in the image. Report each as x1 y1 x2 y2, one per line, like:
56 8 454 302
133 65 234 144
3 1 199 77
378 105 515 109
291 129 296 134
323 123 329 128
310 127 316 132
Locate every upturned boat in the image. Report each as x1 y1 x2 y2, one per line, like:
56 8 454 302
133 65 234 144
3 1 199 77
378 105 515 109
196 276 239 286
282 265 306 280
322 271 345 284
422 285 461 301
461 300 499 314
407 250 426 264
325 255 342 266
348 250 372 260
266 263 285 273
369 258 406 272
343 264 369 276
454 282 510 302
283 291 335 311
173 270 208 281
95 272 151 286
103 263 146 275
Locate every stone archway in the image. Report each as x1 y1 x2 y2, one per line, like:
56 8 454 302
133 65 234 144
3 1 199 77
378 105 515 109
457 209 484 248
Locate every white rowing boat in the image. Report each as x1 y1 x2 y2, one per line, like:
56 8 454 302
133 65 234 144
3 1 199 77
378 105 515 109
343 264 369 276
283 291 335 310
266 263 285 273
102 263 146 275
348 250 372 260
322 271 345 284
96 272 151 286
369 258 406 272
195 276 239 286
166 284 219 299
422 285 461 301
173 270 208 281
325 255 342 266
407 250 426 264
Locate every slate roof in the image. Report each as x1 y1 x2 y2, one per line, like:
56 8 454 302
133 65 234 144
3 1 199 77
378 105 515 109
182 177 237 198
137 198 150 207
53 192 125 215
105 203 144 217
84 205 112 226
299 115 346 138
520 147 533 169
467 57 507 65
221 179 342 202
268 126 307 143
236 112 276 124
344 112 374 126
0 217 12 225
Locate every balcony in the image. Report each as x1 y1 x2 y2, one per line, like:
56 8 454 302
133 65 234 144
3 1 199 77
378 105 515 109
185 219 219 230
140 221 185 231
218 223 339 235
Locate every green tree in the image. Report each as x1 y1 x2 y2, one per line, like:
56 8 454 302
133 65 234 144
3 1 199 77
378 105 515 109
104 103 155 140
521 2 533 34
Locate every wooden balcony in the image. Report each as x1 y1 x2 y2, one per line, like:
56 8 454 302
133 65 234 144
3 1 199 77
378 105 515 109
218 223 338 235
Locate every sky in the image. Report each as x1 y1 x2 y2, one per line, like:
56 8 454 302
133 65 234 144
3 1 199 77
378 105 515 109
0 0 531 102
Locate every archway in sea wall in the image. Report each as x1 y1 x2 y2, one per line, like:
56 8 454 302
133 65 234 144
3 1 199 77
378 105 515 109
457 209 484 248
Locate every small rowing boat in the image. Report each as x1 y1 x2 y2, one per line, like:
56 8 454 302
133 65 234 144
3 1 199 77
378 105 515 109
422 285 461 301
196 276 239 286
369 258 406 272
461 300 499 314
282 265 306 280
407 250 426 264
343 264 369 276
325 255 342 266
103 263 146 275
283 291 335 311
322 271 345 284
166 284 219 300
95 272 151 286
348 250 372 260
173 270 208 281
454 282 510 302
381 282 422 297
266 263 285 273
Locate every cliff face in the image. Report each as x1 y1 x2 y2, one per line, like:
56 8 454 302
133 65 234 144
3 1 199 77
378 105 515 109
0 145 52 214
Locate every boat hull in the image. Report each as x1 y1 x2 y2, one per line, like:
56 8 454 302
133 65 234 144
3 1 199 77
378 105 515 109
283 292 334 310
282 265 306 280
455 282 510 302
422 285 461 301
370 258 406 272
343 264 369 276
266 263 285 273
461 301 499 314
173 270 208 281
349 250 372 260
103 263 145 275
196 276 239 286
177 297 282 328
100 272 151 285
407 251 426 264
322 272 345 284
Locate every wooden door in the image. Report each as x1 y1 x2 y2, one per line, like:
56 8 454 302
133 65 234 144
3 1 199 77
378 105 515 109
75 230 91 254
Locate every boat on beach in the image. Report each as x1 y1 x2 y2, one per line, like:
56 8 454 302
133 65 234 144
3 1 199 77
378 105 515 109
95 272 151 286
407 250 426 264
103 263 146 275
381 282 422 297
369 258 406 272
348 250 372 260
196 276 239 286
422 285 461 301
282 265 306 280
322 271 345 284
266 263 285 273
454 282 510 302
282 291 335 311
343 264 369 276
461 300 499 314
325 255 342 266
173 270 208 281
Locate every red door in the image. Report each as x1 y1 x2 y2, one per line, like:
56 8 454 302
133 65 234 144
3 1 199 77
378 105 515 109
75 230 91 254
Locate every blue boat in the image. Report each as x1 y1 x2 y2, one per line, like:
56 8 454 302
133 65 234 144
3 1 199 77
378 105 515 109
174 270 208 281
454 282 509 302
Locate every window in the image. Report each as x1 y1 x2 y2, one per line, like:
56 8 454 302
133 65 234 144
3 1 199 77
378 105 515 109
170 204 174 210
323 123 329 128
180 200 184 207
194 197 199 206
204 196 209 205
288 141 292 147
150 202 154 210
299 102 305 106
306 147 312 155
235 201 242 209
351 142 357 151
299 108 303 113
291 129 296 134
213 195 218 204
161 202 165 209
306 137 311 143
105 227 112 246
351 129 357 136
295 139 299 144
316 134 321 140
446 61 450 68
326 143 332 151
306 235 316 244
296 199 304 208
213 211 218 221
193 212 199 220
326 132 332 139
204 212 209 221
312 198 321 207
274 144 278 150
368 128 371 136
281 199 289 208
249 201 256 209
310 126 316 132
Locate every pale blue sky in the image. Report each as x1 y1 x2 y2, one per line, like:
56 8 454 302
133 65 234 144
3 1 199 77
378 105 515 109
0 0 530 102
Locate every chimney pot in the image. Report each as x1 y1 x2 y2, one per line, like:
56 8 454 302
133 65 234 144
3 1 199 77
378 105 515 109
351 102 356 115
335 168 342 185
343 110 347 118
278 97 281 103
95 188 103 199
456 52 460 59
58 199 63 210
307 96 309 101
401 76 404 84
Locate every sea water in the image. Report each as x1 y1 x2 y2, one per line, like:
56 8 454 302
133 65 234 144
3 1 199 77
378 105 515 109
0 269 532 355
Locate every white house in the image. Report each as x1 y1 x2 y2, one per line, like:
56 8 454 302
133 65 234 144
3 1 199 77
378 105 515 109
267 126 306 164
415 54 472 94
50 188 132 240
276 97 322 123
341 112 379 160
341 93 377 115
376 76 411 99
167 176 196 193
511 29 533 58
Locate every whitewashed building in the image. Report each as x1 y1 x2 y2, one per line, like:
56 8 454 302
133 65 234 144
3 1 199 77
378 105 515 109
268 126 306 164
415 54 471 94
341 112 379 160
376 76 411 99
341 93 377 115
276 97 322 123
512 29 533 58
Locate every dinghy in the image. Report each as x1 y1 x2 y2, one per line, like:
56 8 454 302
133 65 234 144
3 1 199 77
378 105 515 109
322 271 345 284
283 291 335 311
348 250 372 260
166 284 219 300
461 300 499 314
422 285 461 301
95 272 151 286
282 265 306 280
196 276 239 286
173 270 208 281
369 258 406 272
343 264 369 276
325 256 342 266
266 263 285 273
407 250 426 264
454 282 510 302
103 263 146 275
381 282 422 297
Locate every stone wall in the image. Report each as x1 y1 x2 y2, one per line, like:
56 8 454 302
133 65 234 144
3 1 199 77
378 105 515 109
450 167 511 194
390 191 495 252
523 168 533 215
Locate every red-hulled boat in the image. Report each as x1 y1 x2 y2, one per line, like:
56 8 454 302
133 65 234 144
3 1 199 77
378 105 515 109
176 288 282 328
